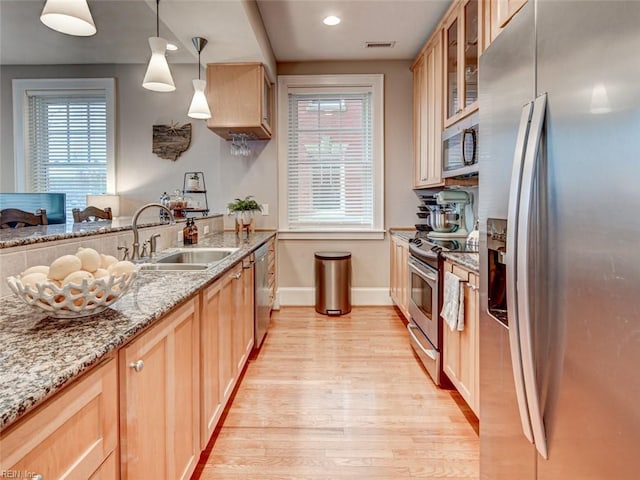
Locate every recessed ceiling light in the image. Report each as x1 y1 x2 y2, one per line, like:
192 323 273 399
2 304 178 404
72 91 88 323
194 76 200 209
323 15 341 26
166 42 178 51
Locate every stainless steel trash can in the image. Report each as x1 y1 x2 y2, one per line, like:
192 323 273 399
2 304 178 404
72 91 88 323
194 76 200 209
315 252 351 315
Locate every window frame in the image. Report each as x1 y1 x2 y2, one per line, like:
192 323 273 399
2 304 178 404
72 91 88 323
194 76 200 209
12 78 116 194
277 74 385 240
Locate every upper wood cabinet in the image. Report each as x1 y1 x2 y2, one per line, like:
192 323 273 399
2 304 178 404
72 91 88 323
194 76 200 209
485 0 527 44
119 297 200 480
206 63 273 140
0 357 118 480
444 0 482 127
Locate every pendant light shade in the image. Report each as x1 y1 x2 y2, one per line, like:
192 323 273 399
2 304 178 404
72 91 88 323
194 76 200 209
188 79 211 119
187 37 211 119
142 37 176 92
40 0 97 37
142 0 175 92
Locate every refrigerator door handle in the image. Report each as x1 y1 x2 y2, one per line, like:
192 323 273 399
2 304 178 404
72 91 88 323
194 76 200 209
506 101 535 444
517 92 549 460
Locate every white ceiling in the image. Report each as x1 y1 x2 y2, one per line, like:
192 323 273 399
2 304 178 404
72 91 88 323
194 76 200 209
0 0 451 66
256 0 451 62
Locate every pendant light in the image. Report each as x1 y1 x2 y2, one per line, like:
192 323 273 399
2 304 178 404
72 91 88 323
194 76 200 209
142 0 175 92
188 37 212 119
40 0 97 37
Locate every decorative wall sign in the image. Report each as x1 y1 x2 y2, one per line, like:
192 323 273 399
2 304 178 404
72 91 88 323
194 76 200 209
152 123 192 160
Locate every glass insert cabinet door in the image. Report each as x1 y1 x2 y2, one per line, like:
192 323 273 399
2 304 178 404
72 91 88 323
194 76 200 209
446 16 459 119
464 0 479 109
445 0 480 125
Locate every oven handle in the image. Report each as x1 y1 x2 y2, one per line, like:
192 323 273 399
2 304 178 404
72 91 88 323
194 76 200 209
408 257 438 283
407 323 437 361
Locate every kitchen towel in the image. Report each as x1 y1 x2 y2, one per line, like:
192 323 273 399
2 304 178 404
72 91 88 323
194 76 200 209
441 271 465 331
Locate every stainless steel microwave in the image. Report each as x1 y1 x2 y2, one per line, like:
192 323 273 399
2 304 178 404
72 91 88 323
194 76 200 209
442 111 479 178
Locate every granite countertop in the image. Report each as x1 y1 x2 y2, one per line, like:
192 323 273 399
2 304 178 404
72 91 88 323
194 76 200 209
0 214 223 249
390 228 479 272
441 251 479 273
0 230 274 431
388 228 415 243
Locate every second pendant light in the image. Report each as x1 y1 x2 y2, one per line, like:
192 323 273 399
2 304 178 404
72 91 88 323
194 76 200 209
188 37 212 119
142 0 175 92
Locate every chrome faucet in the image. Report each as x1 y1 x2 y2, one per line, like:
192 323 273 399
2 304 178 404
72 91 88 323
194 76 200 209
131 203 175 261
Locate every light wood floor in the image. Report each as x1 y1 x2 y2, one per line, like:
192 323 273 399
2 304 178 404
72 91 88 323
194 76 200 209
192 306 479 480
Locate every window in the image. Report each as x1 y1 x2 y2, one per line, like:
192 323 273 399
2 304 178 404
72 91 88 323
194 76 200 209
13 79 116 223
278 75 384 239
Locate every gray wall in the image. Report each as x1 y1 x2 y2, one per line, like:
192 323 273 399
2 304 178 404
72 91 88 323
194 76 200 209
0 63 278 230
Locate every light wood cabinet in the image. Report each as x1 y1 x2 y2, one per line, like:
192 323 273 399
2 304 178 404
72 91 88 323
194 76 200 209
119 297 200 480
0 357 118 480
206 63 273 140
267 238 276 311
233 258 254 373
241 255 255 361
200 276 224 448
412 30 444 188
442 261 479 416
201 259 254 448
444 0 482 127
485 0 527 45
389 235 410 320
217 266 238 404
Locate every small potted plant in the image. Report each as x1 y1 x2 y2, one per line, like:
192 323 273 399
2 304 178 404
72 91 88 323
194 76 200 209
227 195 262 233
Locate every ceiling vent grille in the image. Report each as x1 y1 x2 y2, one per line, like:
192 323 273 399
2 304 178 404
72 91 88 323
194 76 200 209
365 41 396 49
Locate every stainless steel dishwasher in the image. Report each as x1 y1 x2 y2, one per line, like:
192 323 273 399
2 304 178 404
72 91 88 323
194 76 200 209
254 243 270 348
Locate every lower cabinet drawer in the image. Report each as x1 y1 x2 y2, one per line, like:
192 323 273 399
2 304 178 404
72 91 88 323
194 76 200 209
0 357 118 480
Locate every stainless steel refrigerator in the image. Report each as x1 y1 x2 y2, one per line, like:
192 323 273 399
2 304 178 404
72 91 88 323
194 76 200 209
478 1 640 478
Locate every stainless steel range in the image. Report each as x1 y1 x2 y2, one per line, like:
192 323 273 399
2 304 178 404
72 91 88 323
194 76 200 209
407 232 477 386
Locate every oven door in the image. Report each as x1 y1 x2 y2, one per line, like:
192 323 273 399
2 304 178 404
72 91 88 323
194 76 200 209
408 256 439 348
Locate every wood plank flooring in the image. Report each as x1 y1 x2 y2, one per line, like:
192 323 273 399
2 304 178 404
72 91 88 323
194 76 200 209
192 306 479 480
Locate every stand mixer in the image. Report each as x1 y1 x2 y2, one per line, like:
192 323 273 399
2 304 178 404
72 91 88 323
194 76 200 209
426 190 471 239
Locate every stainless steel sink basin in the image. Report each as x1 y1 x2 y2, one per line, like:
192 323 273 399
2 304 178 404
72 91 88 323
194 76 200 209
156 247 238 265
139 263 209 271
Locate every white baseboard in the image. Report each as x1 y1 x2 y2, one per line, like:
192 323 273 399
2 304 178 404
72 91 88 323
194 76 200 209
277 287 393 306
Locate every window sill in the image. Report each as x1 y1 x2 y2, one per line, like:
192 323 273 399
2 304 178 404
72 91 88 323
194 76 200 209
277 230 385 240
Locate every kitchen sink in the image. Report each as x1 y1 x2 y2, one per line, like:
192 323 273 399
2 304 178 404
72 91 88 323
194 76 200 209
139 263 209 271
156 247 239 265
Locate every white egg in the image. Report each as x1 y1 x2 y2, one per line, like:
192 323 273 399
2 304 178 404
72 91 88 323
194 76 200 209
93 268 110 279
20 272 49 290
100 254 118 269
62 270 94 286
108 260 136 280
22 265 49 276
76 247 101 272
49 255 82 281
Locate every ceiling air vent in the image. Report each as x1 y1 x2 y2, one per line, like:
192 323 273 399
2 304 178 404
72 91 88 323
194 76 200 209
365 41 396 49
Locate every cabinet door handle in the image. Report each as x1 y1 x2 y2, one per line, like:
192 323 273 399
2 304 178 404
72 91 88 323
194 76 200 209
466 283 479 291
129 360 144 372
233 272 242 279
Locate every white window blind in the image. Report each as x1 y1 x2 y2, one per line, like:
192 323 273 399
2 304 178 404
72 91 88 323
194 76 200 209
13 78 116 224
287 92 374 229
27 92 107 221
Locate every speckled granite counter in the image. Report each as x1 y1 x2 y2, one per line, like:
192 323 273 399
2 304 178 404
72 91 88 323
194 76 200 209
441 251 479 272
390 228 478 272
388 229 415 243
0 231 274 431
0 214 223 249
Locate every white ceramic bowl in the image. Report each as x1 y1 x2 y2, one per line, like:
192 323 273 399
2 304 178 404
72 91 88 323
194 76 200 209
7 270 138 319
